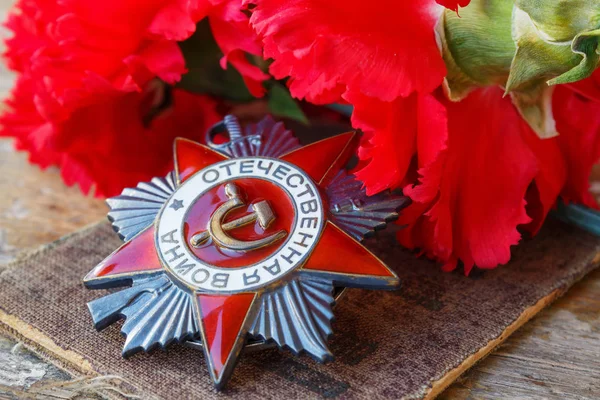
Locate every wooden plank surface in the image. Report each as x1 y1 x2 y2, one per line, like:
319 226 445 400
0 141 107 265
0 1 599 398
441 268 600 400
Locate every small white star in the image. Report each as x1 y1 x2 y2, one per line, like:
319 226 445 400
169 199 184 211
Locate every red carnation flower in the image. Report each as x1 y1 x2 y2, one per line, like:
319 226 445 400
394 88 551 274
4 0 188 122
1 75 220 197
5 0 266 117
2 0 266 196
353 85 600 274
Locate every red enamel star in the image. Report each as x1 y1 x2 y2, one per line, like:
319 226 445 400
85 125 400 389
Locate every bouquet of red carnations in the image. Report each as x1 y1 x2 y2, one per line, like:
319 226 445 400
3 0 600 274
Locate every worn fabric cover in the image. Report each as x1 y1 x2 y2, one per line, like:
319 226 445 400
0 219 598 399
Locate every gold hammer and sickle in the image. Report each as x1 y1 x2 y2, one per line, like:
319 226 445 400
190 183 287 252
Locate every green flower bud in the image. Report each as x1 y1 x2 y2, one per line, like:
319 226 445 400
510 0 600 90
437 0 515 101
437 0 600 138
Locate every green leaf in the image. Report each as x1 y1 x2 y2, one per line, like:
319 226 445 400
267 83 309 125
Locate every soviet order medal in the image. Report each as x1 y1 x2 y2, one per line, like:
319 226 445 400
84 115 407 389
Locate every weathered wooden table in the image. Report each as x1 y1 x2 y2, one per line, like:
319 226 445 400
0 2 599 398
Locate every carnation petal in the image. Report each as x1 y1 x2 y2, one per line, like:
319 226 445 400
554 81 600 209
436 0 470 11
398 89 540 274
210 9 269 98
148 4 197 41
250 0 446 103
127 40 187 85
348 92 418 195
520 124 566 235
349 90 447 195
